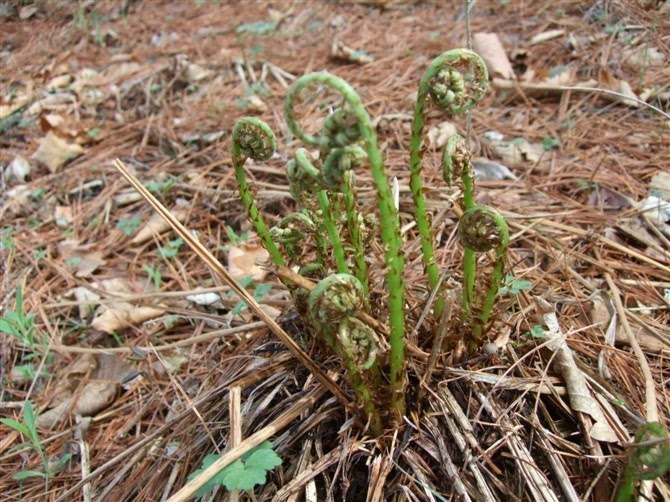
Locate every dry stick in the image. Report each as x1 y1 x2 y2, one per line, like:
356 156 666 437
504 214 670 276
46 321 267 354
229 387 242 502
112 158 349 408
54 358 290 502
167 385 328 502
604 273 659 423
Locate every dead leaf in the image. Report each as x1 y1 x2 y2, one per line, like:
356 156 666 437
534 297 619 443
621 45 665 68
46 74 72 91
426 121 457 149
246 94 269 113
185 62 213 82
68 286 101 319
599 69 640 108
472 32 515 79
4 185 31 216
649 171 670 200
6 156 32 183
481 132 544 164
73 251 106 278
590 293 611 330
228 240 270 281
331 39 373 64
91 304 164 334
36 381 118 428
529 29 565 45
130 208 188 245
186 292 221 306
31 131 84 173
472 158 518 181
19 4 38 19
54 205 73 229
89 278 164 333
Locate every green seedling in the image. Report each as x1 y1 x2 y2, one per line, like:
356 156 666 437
188 441 281 499
499 275 532 296
616 422 670 502
1 401 71 480
1 286 43 357
158 237 183 259
116 216 141 236
142 265 163 289
230 48 508 432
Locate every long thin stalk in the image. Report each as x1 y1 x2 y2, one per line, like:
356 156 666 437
231 118 285 267
287 73 406 417
409 50 488 320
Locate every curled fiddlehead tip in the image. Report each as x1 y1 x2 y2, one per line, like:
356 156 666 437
442 134 471 186
323 108 361 148
337 317 378 370
458 205 509 253
232 117 276 161
308 273 364 326
270 213 315 245
426 49 488 115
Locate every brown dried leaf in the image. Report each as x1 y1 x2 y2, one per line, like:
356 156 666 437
130 208 188 245
31 131 84 173
36 381 118 428
89 278 164 333
472 32 515 79
534 297 619 443
228 241 270 281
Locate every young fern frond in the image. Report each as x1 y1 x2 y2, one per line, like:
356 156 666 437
307 274 382 435
231 118 285 267
286 72 406 416
408 49 488 319
458 205 509 348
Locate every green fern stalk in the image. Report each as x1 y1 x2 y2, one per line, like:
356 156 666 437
231 118 285 267
286 73 406 416
408 49 488 320
458 205 509 348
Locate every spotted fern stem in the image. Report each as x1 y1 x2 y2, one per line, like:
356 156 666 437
307 274 382 435
458 205 509 350
408 49 488 320
286 73 406 417
231 118 285 267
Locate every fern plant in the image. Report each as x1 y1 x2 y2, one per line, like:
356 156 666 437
229 48 509 434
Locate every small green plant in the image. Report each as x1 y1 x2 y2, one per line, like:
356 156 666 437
228 277 272 316
117 216 142 236
142 264 163 289
1 226 14 250
1 401 71 480
499 275 532 296
616 422 670 501
1 286 43 356
144 175 177 195
158 237 183 259
188 441 282 499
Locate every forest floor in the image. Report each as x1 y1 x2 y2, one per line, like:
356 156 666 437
1 1 669 500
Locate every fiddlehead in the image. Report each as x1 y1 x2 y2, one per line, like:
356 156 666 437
294 148 350 275
232 118 285 266
442 134 474 210
408 49 488 320
270 212 316 263
307 274 382 434
458 205 509 348
287 73 406 416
